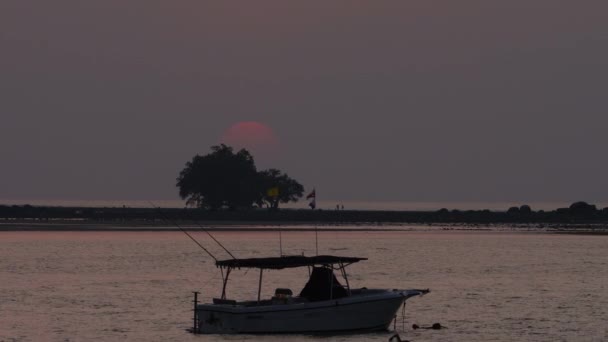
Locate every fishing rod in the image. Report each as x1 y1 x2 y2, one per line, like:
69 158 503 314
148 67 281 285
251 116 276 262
191 221 236 259
149 203 218 262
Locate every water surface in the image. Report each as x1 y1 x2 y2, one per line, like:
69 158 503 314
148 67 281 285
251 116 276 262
1 231 606 341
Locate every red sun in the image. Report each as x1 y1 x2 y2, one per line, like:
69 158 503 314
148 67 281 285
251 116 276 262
220 121 280 163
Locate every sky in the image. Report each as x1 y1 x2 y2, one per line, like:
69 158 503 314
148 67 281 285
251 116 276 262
1 1 607 207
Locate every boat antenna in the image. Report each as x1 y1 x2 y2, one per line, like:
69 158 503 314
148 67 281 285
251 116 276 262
307 187 319 255
315 223 318 256
192 221 236 259
279 227 283 257
149 203 217 262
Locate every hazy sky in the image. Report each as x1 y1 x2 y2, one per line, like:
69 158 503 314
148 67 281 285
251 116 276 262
1 1 607 205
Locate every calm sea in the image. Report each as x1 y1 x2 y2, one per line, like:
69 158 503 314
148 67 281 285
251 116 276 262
1 230 606 342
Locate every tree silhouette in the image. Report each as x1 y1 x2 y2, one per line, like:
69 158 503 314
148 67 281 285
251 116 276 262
176 145 303 210
257 168 304 210
176 144 259 210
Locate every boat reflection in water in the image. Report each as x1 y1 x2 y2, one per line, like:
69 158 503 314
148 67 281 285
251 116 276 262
194 255 429 334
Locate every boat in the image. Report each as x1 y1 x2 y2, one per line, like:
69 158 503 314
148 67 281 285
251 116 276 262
193 255 429 334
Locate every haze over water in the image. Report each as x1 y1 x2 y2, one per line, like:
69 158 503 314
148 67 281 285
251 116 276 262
1 230 606 341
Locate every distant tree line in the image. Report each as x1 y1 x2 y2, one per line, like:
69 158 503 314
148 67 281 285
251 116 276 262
2 201 608 225
176 144 304 210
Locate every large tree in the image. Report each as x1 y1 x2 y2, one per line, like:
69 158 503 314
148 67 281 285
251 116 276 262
257 168 304 210
176 145 304 210
176 144 259 210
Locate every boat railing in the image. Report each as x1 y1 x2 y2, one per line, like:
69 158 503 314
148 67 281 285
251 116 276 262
212 297 310 307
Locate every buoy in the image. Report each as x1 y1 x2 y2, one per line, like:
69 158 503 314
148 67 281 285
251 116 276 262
412 322 446 330
431 322 443 330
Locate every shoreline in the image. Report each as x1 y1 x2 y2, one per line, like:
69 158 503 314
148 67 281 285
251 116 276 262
1 221 607 235
2 204 608 235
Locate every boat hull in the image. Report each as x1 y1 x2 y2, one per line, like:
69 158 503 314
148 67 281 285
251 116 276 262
196 289 423 334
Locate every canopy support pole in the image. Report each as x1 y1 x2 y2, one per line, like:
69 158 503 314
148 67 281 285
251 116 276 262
329 266 334 299
257 268 264 303
221 267 231 300
340 262 351 296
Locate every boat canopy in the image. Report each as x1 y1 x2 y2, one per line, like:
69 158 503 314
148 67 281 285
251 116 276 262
216 255 367 270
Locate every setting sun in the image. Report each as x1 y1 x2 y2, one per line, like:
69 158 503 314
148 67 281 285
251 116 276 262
219 121 280 163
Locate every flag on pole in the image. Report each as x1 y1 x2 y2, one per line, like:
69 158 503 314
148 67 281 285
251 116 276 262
306 188 316 209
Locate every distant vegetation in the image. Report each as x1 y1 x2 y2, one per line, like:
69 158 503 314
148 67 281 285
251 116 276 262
176 144 304 210
2 202 608 228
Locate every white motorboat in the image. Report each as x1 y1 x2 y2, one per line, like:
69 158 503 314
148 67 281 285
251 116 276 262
193 255 429 334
